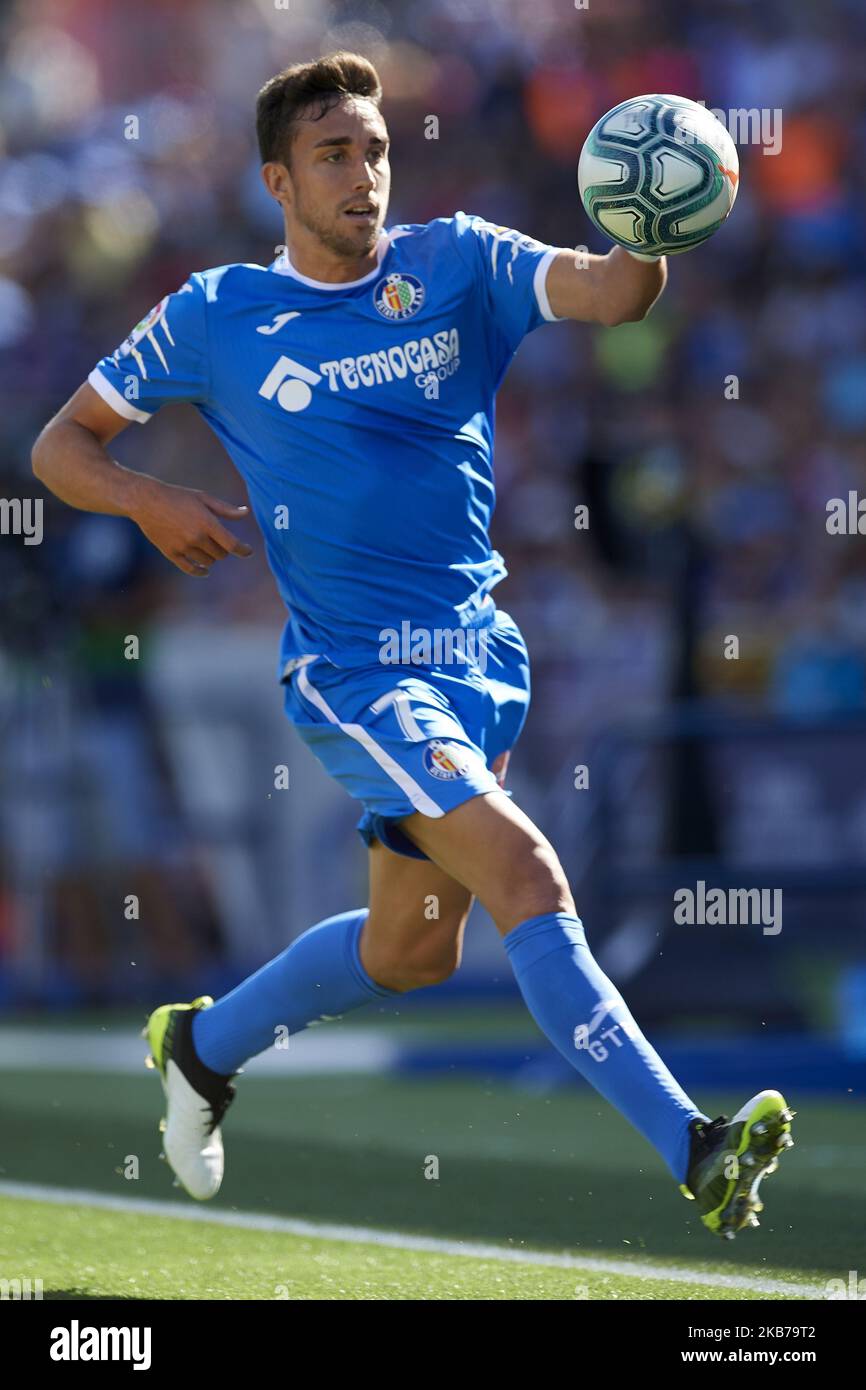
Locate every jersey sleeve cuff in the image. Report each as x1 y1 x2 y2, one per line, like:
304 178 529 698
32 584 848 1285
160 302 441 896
533 249 567 322
87 367 153 424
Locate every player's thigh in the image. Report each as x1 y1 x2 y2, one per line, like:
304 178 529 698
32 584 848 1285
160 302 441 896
361 839 474 990
398 791 575 935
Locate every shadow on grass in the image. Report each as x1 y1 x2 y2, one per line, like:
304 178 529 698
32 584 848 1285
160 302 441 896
41 1290 150 1300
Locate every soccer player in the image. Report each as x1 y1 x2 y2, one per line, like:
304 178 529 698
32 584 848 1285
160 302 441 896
32 52 794 1240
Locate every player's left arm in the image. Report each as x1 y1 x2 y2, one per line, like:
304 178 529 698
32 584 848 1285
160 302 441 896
545 246 667 327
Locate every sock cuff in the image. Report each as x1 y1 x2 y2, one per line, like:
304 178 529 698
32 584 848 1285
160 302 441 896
343 911 401 999
502 912 586 967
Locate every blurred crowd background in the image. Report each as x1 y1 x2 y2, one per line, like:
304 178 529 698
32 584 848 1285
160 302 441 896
1 0 865 1067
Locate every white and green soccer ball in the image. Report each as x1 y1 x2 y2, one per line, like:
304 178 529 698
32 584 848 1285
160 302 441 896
577 94 739 257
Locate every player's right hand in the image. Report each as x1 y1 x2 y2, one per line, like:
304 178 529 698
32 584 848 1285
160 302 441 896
129 478 254 577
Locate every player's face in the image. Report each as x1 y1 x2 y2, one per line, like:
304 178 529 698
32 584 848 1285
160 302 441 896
286 97 391 259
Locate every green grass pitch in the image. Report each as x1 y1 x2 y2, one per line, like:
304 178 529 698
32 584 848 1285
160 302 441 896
0 1040 862 1300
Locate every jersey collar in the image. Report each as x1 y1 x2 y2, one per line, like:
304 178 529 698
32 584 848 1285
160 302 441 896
270 230 395 290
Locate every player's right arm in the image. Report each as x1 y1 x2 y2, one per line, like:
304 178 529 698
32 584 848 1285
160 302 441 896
32 385 253 577
31 276 253 577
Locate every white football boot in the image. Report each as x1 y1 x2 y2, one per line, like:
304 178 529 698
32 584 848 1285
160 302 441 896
142 996 236 1200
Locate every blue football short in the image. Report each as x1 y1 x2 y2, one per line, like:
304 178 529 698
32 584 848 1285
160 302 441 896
282 608 531 860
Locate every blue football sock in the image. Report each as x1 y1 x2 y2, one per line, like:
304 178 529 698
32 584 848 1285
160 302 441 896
191 908 398 1075
504 912 706 1182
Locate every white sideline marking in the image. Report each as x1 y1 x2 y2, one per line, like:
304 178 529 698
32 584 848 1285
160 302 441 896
0 1181 825 1298
0 1027 397 1075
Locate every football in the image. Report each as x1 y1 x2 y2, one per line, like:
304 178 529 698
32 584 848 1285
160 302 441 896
578 93 739 258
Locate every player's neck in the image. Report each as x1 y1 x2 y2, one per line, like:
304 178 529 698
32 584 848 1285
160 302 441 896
281 227 383 285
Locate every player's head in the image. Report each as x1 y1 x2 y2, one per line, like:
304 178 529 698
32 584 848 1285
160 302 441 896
257 52 390 260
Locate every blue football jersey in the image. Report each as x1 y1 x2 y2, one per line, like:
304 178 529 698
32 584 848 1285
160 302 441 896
89 212 567 671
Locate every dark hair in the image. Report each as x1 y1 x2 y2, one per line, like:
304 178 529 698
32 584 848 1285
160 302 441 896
256 51 383 165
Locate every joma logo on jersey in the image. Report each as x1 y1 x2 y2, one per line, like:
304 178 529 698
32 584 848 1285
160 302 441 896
258 329 461 413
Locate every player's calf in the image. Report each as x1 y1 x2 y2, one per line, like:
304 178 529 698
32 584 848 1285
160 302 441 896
361 839 472 991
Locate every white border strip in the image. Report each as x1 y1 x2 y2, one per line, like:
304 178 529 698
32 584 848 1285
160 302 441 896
0 1181 824 1297
296 665 443 817
271 227 412 288
533 248 567 323
88 367 152 424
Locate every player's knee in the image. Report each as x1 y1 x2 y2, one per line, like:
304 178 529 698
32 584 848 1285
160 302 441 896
486 848 575 935
371 953 459 992
366 931 463 992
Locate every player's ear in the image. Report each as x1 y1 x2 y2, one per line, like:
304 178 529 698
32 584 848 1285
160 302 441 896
261 161 292 205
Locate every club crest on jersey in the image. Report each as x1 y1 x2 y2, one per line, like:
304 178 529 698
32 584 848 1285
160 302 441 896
373 273 425 321
423 739 471 781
